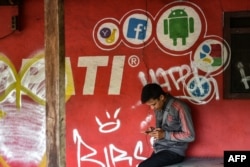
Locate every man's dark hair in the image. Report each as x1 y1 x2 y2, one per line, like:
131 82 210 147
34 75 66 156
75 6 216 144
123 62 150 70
141 83 165 104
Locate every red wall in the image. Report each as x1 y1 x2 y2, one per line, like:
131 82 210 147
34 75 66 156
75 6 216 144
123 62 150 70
0 0 250 167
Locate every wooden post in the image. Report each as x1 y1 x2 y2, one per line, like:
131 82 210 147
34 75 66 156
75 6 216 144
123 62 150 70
44 0 65 167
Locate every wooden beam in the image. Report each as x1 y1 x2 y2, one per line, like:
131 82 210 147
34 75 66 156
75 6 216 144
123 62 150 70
44 0 65 167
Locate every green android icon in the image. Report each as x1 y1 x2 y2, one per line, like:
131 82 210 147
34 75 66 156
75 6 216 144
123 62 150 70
164 9 194 46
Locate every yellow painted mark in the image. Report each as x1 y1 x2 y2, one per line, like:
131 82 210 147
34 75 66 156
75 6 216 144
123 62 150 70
38 153 46 167
19 51 46 106
0 109 6 119
0 51 75 109
203 57 212 64
0 156 10 167
65 57 75 101
0 53 19 108
106 29 117 43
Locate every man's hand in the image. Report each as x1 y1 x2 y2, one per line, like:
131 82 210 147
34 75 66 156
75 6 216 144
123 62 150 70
148 128 165 140
144 127 155 134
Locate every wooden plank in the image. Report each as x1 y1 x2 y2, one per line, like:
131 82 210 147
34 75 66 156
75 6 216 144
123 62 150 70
44 0 65 166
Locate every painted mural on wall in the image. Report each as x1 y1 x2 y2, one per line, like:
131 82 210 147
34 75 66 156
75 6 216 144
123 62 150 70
93 1 230 104
0 51 75 167
0 1 232 167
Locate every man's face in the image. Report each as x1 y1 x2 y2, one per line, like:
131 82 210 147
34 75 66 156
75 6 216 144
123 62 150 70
145 95 165 110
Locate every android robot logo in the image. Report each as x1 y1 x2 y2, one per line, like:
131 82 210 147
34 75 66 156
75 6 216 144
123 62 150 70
164 9 194 46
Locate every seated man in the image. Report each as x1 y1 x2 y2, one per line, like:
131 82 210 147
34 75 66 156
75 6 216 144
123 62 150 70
139 83 195 167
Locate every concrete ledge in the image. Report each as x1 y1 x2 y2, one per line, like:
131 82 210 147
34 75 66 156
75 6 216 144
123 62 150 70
164 157 224 167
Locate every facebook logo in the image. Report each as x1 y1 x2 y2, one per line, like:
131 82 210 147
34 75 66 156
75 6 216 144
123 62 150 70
127 18 147 40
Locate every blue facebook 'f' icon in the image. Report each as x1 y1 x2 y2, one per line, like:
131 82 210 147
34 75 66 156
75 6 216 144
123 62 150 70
127 18 147 40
